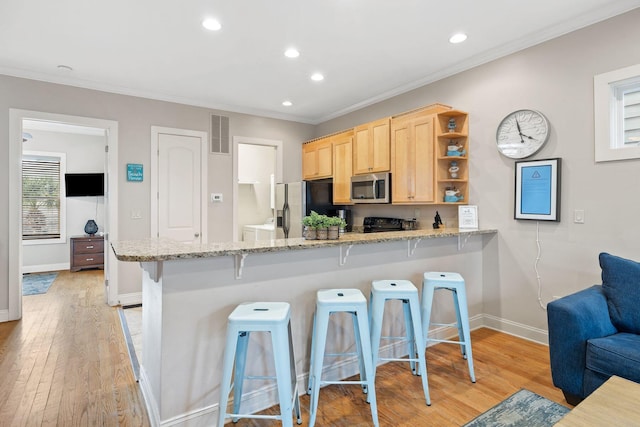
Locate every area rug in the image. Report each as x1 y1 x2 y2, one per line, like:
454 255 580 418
463 389 570 427
22 272 58 296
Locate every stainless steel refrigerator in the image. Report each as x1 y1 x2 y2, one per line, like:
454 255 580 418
275 182 306 239
275 180 337 238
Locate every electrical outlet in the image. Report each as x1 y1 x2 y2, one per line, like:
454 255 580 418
211 193 223 203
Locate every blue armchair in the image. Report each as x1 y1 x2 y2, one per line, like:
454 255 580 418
547 253 640 405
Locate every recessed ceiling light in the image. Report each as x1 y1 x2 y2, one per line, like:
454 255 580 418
282 100 293 107
284 48 300 58
449 33 468 44
57 64 73 72
202 18 222 31
310 73 324 82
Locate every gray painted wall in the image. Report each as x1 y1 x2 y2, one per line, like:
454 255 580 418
315 9 640 331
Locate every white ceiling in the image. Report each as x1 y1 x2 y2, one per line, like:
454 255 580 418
1 0 639 124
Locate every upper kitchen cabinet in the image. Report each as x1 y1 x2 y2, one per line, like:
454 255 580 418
331 130 354 205
391 104 451 204
435 110 469 204
353 117 390 175
302 136 333 180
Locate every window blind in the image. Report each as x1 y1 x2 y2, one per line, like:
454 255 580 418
624 89 640 145
22 157 61 240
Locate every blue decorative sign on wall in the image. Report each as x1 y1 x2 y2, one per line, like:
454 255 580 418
127 163 143 182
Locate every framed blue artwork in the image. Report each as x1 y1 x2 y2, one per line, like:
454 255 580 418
127 163 143 182
515 158 561 221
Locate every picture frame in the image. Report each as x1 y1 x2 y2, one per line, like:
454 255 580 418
458 205 478 229
126 163 144 182
515 158 561 221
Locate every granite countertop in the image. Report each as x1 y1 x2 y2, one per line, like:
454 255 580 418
111 228 497 262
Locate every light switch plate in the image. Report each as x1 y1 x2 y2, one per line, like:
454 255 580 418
574 209 584 224
211 193 223 203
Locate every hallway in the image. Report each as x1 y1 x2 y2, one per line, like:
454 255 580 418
0 270 149 426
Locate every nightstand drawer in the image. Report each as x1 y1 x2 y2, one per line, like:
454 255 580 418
74 239 104 254
73 253 104 267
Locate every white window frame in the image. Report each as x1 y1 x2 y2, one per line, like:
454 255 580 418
22 150 67 245
594 63 640 162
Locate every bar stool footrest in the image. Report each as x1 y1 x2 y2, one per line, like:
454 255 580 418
380 335 411 341
429 322 459 328
426 338 467 345
322 380 368 386
228 413 282 420
242 375 277 381
324 351 359 357
379 357 420 363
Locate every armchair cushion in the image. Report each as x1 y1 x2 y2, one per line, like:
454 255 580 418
587 333 640 384
600 252 640 334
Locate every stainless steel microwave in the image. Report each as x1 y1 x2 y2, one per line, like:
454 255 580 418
351 172 391 204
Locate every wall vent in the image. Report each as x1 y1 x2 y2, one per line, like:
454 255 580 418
210 114 230 154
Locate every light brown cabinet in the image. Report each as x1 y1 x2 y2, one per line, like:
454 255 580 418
353 118 390 175
332 131 354 204
302 137 333 180
435 110 469 204
391 112 437 204
70 235 104 272
303 103 470 206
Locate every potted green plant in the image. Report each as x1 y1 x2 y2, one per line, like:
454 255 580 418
315 214 331 240
302 210 322 240
326 216 346 240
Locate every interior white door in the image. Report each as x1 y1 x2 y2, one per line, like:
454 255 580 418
158 133 202 243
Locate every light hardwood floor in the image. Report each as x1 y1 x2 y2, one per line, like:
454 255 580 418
0 270 569 426
0 270 148 426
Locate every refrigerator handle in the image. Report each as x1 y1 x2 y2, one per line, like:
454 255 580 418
282 184 290 238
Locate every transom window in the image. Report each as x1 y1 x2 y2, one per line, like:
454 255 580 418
594 63 640 162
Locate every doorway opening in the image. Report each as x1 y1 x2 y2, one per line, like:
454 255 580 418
9 109 119 321
232 137 283 242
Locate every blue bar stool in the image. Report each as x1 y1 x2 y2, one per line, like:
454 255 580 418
369 279 431 406
218 302 302 427
421 272 476 383
307 289 379 427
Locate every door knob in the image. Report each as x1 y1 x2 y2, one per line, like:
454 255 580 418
195 233 200 238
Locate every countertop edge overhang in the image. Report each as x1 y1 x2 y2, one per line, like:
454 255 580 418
111 228 497 262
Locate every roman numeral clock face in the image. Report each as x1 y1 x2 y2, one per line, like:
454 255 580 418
496 110 550 159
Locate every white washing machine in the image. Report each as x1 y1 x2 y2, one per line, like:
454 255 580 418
242 223 275 242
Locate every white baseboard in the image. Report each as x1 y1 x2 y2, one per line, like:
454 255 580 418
0 309 9 322
138 366 161 427
481 314 549 345
22 263 69 274
118 292 142 307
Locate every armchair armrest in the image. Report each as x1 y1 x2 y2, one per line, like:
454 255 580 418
547 285 617 397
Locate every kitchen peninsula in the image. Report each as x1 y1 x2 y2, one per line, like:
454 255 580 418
112 228 497 427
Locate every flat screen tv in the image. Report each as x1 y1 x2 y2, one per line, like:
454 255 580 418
65 173 104 197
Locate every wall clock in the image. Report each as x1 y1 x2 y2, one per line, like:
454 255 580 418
496 109 550 159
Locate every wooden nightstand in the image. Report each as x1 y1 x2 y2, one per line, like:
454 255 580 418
70 235 104 272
